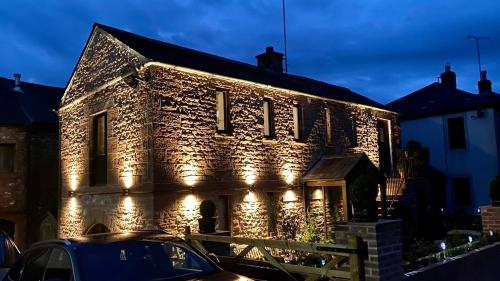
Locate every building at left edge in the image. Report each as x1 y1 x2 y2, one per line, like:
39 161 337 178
0 74 63 249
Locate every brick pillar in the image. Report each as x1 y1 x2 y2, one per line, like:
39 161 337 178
481 205 500 234
335 220 403 281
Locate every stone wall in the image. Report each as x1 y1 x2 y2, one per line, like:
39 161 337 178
481 205 500 234
59 28 400 239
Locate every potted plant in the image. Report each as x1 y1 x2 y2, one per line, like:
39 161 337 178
349 173 379 221
198 200 217 233
489 176 500 206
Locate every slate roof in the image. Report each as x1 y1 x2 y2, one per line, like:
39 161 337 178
95 23 387 110
0 77 64 125
302 153 379 182
386 82 500 120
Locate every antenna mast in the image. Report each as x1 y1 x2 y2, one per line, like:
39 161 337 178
467 35 489 78
282 0 288 73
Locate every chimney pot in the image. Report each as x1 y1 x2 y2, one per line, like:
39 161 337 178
478 70 492 95
256 46 284 73
440 64 456 89
12 73 23 93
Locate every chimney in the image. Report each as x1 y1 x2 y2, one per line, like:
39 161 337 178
13 73 23 93
478 70 493 95
440 64 456 89
256 46 284 73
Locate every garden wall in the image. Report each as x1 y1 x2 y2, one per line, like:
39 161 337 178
404 242 500 281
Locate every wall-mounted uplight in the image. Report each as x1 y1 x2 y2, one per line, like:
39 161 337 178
122 188 130 197
68 190 75 198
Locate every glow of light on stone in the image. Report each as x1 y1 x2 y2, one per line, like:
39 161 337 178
282 163 295 185
123 170 133 189
183 194 197 210
311 188 323 200
183 163 198 187
70 174 78 191
283 189 298 202
123 196 134 213
68 197 78 217
243 190 256 202
244 164 256 186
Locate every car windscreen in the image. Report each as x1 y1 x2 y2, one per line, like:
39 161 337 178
74 240 217 281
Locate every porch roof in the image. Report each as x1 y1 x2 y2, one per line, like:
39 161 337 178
302 153 379 182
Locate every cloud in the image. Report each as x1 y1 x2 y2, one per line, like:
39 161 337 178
0 0 499 103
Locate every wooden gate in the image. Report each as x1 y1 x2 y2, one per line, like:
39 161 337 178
186 233 365 281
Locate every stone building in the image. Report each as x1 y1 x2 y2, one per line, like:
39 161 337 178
58 23 399 239
0 74 63 249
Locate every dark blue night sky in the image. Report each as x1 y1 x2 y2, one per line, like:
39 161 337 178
1 0 499 104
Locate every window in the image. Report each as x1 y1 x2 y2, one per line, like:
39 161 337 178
216 91 229 132
44 248 73 281
0 144 15 173
454 177 471 206
325 108 332 144
293 104 303 141
447 117 466 149
90 113 107 186
351 116 358 147
263 98 274 138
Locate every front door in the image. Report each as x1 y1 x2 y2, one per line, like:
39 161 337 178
377 119 392 176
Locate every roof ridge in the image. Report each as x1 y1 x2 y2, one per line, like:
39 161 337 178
0 76 64 91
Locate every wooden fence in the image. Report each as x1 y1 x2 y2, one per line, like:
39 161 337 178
185 233 365 281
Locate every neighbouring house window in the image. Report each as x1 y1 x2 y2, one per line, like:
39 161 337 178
293 104 303 141
263 98 274 138
90 113 107 186
216 91 229 132
0 144 15 173
453 177 471 206
325 108 332 144
447 117 466 149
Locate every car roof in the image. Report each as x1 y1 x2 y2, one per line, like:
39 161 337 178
32 230 183 249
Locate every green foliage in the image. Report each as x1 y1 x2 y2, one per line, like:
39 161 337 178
297 215 321 243
489 176 500 201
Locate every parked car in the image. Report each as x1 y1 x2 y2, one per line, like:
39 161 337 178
2 230 252 281
0 232 20 280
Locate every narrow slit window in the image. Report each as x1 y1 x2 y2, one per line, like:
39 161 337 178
0 144 15 173
90 113 107 186
325 108 332 144
351 116 358 147
263 98 274 138
216 91 228 132
293 104 303 141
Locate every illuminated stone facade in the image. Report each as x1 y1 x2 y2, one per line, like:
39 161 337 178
58 26 399 239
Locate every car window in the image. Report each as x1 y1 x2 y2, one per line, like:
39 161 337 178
44 248 73 281
75 240 216 281
19 248 52 281
4 255 25 281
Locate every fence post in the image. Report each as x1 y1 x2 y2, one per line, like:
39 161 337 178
348 235 365 281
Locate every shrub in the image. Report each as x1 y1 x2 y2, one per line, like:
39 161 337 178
489 176 500 203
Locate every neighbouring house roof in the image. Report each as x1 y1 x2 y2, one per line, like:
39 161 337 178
0 77 64 125
94 23 388 110
387 82 500 120
302 153 380 182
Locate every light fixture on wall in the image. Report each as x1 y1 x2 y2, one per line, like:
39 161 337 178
68 190 75 198
122 188 130 197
